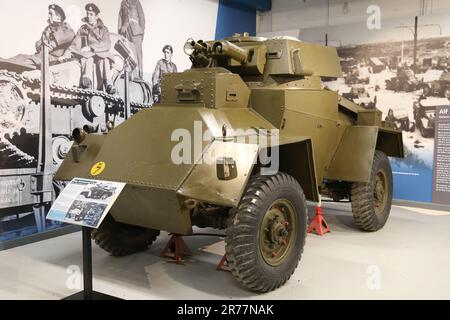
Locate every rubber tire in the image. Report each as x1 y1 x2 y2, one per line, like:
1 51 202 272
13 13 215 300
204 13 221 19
351 151 393 232
225 172 308 293
92 214 160 257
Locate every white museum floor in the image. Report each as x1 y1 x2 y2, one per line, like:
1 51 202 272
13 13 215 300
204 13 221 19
0 202 449 300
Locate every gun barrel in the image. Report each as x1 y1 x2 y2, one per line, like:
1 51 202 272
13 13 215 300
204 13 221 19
192 41 208 53
213 40 248 64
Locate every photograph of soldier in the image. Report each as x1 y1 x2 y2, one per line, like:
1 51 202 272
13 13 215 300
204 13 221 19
65 200 107 227
66 201 83 221
7 4 75 68
384 108 414 132
66 3 115 93
118 0 145 79
152 45 177 103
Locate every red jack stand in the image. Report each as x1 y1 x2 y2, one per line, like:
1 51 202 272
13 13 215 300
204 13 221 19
216 254 231 272
161 234 193 264
307 198 331 236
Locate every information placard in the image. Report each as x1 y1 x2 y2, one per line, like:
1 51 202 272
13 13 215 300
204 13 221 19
47 178 126 229
432 106 450 205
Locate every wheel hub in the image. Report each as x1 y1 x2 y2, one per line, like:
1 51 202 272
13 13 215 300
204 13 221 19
260 199 296 266
374 171 388 214
52 136 73 165
267 214 289 245
0 81 27 133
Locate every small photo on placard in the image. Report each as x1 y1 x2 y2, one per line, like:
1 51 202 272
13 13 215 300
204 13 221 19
47 178 126 229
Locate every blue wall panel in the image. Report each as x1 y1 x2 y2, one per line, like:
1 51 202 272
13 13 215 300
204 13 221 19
215 0 257 40
223 0 272 11
391 161 433 203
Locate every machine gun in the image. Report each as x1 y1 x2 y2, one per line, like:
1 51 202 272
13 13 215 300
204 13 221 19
184 39 249 68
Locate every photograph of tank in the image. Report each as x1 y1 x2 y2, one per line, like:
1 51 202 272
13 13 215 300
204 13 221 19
65 200 107 227
80 183 117 200
0 1 151 243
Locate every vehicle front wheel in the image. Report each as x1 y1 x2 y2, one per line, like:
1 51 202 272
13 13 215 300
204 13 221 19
351 151 393 231
92 214 160 257
225 172 308 293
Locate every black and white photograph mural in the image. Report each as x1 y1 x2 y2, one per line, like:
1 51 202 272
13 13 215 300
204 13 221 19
325 34 450 204
0 0 220 244
0 2 150 243
258 7 450 207
257 0 450 206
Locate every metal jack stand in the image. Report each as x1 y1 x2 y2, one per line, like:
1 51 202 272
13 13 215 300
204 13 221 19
216 254 230 272
160 234 193 265
63 227 122 300
307 196 331 236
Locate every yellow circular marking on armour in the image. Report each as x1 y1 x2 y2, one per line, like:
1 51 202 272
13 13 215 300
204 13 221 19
91 162 106 176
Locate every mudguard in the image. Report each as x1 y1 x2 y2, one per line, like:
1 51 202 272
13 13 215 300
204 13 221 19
325 126 403 183
178 141 259 207
325 126 378 183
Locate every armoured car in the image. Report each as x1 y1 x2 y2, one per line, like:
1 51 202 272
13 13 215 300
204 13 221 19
55 34 404 292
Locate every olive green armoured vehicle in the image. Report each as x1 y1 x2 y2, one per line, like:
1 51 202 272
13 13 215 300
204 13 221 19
55 34 404 293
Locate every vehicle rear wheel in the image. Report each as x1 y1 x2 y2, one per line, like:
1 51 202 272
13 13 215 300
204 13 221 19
92 214 160 257
225 172 307 293
351 151 393 232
